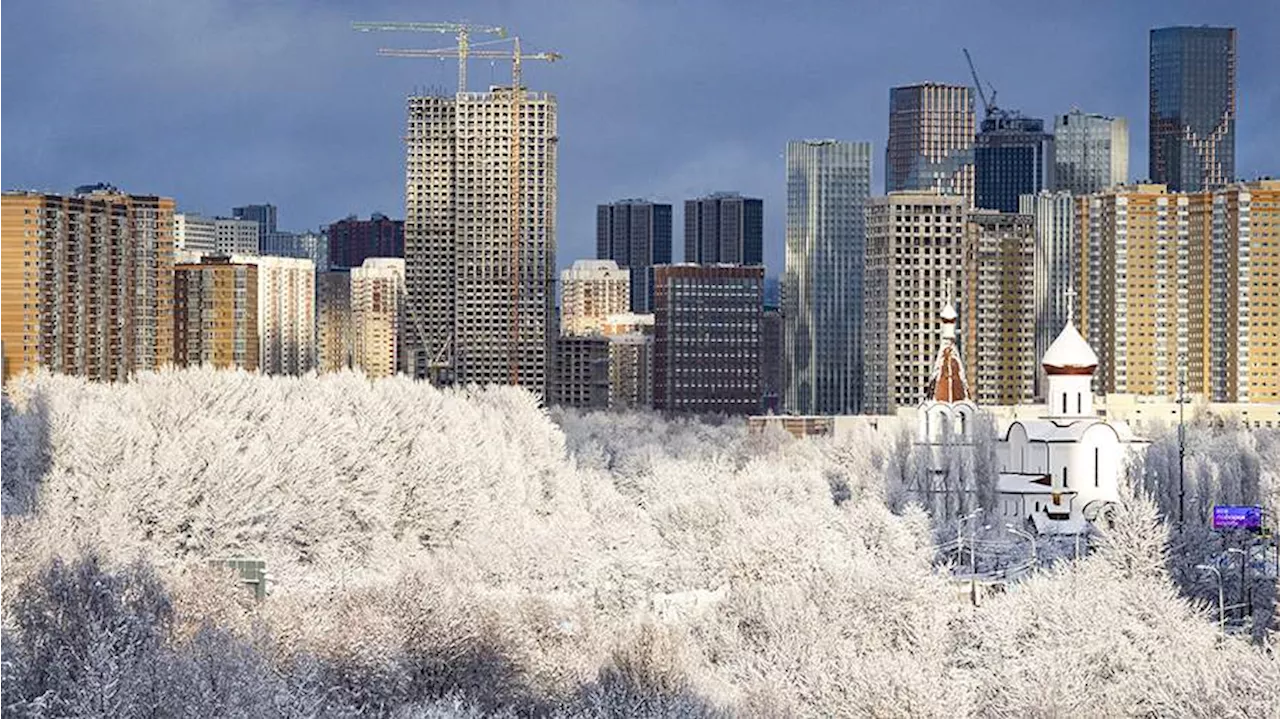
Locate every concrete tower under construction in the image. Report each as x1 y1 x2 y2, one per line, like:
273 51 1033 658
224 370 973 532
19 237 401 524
402 87 558 394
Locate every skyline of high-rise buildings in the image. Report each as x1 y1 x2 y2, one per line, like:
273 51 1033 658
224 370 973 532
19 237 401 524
4 21 1274 420
783 139 872 415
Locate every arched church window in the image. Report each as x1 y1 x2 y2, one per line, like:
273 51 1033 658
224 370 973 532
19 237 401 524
1094 447 1099 487
1062 465 1068 489
1077 393 1082 414
1062 392 1068 414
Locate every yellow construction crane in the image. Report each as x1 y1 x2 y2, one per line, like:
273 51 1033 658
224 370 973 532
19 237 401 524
361 31 561 387
351 21 506 93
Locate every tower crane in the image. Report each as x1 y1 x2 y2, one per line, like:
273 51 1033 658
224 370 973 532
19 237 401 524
351 21 506 93
962 48 999 119
362 32 562 387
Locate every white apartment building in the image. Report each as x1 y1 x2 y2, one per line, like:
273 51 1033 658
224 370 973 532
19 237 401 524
352 257 405 379
232 254 316 375
216 217 260 255
403 88 557 393
174 212 218 255
863 190 967 414
560 259 630 337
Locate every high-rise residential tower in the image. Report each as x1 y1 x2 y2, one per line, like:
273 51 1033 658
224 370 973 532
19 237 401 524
317 270 353 373
1054 110 1128 195
403 88 557 392
559 259 630 336
974 114 1054 213
961 210 1036 405
886 83 975 206
174 257 259 371
232 254 316 376
863 191 967 414
1149 26 1236 192
596 200 673 313
1078 184 1190 397
1 189 174 382
352 257 406 380
783 139 872 415
683 193 764 265
1019 191 1077 399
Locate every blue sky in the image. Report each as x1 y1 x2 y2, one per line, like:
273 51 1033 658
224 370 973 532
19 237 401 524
3 1 1277 276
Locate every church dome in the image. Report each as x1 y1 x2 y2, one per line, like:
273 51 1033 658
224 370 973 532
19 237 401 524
1041 320 1098 375
940 302 957 323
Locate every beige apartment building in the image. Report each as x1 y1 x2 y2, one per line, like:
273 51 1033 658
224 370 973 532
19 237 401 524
962 210 1036 405
2 189 175 382
317 270 354 373
1078 184 1189 396
559 259 630 337
863 190 967 414
352 258 405 379
174 258 259 371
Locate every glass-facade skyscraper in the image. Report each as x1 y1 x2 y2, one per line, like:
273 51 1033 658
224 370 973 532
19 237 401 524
974 114 1054 213
683 193 764 266
886 83 974 206
1149 26 1236 192
596 200 673 313
1054 110 1128 195
783 139 872 415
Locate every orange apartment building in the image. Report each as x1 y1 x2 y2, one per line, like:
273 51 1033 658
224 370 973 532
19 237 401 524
2 189 174 383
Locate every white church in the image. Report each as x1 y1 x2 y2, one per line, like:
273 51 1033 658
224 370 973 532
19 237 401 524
918 301 1142 535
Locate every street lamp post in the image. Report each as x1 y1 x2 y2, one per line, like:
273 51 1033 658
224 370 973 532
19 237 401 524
1196 564 1224 632
958 509 983 606
1006 524 1037 569
1178 365 1186 526
1225 547 1248 622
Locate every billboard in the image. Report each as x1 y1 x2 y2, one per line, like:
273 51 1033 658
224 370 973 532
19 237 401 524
1211 505 1263 532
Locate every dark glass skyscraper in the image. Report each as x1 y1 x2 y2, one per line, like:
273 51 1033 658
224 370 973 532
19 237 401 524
683 193 763 265
1149 26 1236 192
596 200 673 312
974 114 1054 213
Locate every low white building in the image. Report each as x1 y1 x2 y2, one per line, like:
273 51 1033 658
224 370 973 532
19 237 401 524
995 314 1144 534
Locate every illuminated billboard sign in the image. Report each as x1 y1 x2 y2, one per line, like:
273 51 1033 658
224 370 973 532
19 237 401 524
1211 505 1263 532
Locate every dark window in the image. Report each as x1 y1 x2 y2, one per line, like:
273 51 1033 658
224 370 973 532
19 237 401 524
1062 465 1068 489
1062 393 1068 414
1077 393 1082 414
1094 447 1100 487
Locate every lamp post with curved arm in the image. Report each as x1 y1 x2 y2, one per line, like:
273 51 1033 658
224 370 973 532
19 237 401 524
1006 524 1037 569
1225 547 1248 622
1196 564 1224 632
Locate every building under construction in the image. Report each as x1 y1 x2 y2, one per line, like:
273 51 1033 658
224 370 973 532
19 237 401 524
366 23 559 396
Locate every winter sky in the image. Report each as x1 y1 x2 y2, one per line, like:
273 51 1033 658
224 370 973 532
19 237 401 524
3 1 1278 276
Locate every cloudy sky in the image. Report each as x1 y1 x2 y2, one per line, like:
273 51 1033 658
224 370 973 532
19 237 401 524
4 1 1277 275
